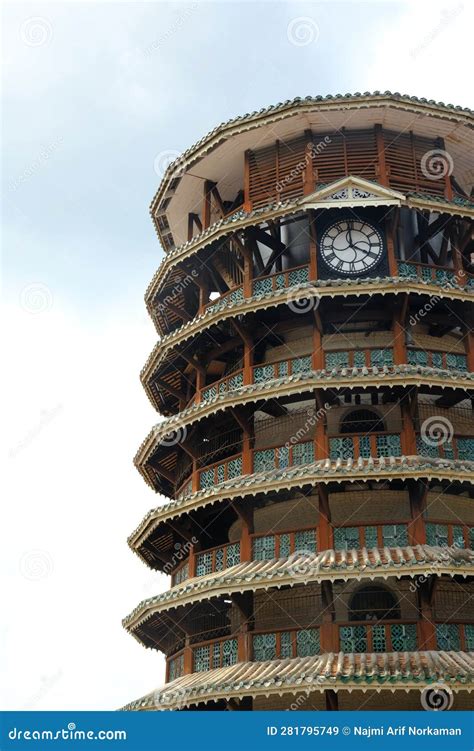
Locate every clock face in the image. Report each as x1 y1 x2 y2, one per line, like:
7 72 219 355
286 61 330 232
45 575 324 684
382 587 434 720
320 219 383 276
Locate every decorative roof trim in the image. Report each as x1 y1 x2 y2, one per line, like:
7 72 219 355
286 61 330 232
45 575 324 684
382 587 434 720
130 455 474 539
301 176 406 209
141 280 474 401
146 194 474 311
150 92 473 226
138 366 474 456
122 650 474 710
123 545 474 632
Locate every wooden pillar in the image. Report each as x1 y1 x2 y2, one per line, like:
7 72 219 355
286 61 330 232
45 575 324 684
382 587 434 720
318 485 332 551
417 577 437 650
183 638 193 675
203 180 213 229
188 545 196 579
243 244 253 298
436 137 453 201
308 209 318 281
243 150 252 212
375 124 389 186
314 389 329 462
234 502 254 562
466 330 474 374
392 297 408 365
303 130 315 196
312 318 324 370
243 336 254 385
325 689 339 711
400 391 417 456
195 368 204 404
237 625 249 663
320 580 337 652
408 481 427 545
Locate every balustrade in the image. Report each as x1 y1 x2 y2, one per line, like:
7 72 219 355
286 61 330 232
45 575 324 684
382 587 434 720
333 523 409 550
329 432 401 460
416 434 474 462
425 521 474 549
252 264 310 296
325 348 394 370
252 628 320 661
339 622 418 652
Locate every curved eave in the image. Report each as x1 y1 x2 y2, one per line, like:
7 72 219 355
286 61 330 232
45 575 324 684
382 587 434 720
123 651 474 710
137 367 474 464
145 194 474 315
132 456 474 530
123 545 474 634
141 281 474 407
149 91 473 249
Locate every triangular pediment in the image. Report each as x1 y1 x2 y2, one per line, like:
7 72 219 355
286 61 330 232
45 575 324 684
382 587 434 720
301 176 405 209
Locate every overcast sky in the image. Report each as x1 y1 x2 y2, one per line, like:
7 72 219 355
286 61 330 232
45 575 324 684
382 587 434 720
2 0 472 711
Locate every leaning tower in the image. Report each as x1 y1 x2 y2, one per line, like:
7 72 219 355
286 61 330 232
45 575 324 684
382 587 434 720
124 93 474 711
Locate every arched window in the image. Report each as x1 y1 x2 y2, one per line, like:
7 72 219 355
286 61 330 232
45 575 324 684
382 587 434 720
340 409 384 434
349 585 400 622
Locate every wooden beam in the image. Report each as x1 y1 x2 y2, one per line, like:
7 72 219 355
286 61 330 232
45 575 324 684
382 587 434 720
164 301 192 322
155 377 187 402
180 351 206 377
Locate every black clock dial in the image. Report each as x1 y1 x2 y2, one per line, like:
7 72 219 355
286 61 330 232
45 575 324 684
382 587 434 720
320 219 383 276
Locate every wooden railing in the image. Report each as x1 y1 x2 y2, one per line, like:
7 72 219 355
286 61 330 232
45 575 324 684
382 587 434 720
177 433 474 499
329 432 402 460
407 349 468 372
192 635 238 672
251 526 317 560
415 434 474 462
426 520 474 549
252 264 310 296
325 348 394 370
333 522 410 550
252 355 312 382
252 627 320 661
194 541 241 578
397 260 474 289
200 370 244 403
338 621 418 652
202 284 244 314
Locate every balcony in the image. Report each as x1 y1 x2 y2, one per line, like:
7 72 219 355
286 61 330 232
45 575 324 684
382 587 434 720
166 622 474 680
169 520 474 587
174 433 474 500
398 260 474 290
192 347 471 411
